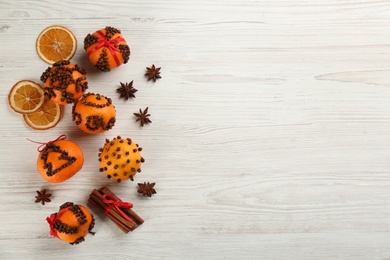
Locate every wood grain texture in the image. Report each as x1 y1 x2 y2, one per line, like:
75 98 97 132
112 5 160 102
1 0 390 259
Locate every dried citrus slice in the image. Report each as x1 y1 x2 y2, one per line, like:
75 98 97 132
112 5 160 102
8 80 45 114
36 25 77 64
23 98 62 130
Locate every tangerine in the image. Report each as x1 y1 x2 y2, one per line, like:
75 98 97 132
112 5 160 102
72 93 116 134
84 26 130 72
37 139 84 183
47 202 94 244
40 60 88 105
98 136 145 183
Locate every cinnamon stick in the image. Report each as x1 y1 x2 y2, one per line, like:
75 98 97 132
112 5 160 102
90 190 137 231
100 186 144 225
88 187 144 233
89 191 136 233
95 188 140 228
89 192 131 233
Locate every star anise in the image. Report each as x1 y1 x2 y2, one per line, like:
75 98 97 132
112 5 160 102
145 64 161 82
117 81 138 100
133 107 152 127
35 189 52 205
137 182 156 197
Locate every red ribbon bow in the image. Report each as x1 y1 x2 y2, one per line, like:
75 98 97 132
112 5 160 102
46 206 71 238
102 194 133 221
87 30 124 67
27 134 67 152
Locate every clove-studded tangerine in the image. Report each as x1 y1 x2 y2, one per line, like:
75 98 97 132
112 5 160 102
72 92 116 134
84 26 130 72
98 136 145 183
40 60 88 105
46 202 95 244
36 137 84 183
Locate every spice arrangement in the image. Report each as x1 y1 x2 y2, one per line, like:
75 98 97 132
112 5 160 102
8 25 161 244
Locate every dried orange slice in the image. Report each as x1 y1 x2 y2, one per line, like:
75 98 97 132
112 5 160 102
8 80 45 114
23 98 62 130
36 25 77 64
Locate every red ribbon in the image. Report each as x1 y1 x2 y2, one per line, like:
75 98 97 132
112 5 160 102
46 206 71 238
102 194 133 221
87 30 124 67
27 134 67 152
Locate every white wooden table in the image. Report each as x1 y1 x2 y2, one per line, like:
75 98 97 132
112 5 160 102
1 0 390 259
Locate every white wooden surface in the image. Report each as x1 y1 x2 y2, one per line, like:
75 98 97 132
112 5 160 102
1 0 390 259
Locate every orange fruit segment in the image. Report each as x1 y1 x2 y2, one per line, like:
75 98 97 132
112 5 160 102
23 98 62 130
36 25 77 64
8 80 45 114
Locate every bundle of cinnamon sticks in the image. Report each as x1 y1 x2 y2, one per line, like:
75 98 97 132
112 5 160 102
88 186 144 233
